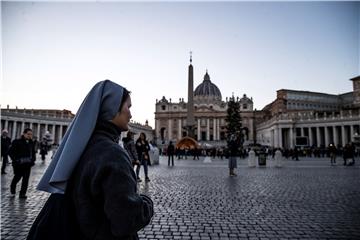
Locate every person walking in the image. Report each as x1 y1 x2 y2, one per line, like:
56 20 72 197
136 132 151 182
29 80 153 240
328 143 337 166
39 137 49 163
123 131 141 181
8 128 36 198
167 141 175 166
1 129 12 174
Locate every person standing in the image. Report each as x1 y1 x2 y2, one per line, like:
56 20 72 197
8 128 36 198
136 132 151 182
228 134 238 176
167 141 175 166
30 80 153 240
39 137 49 163
123 131 141 181
328 143 337 166
1 129 12 174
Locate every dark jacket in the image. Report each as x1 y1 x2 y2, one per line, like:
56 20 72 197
135 139 150 165
72 121 153 240
8 136 36 167
167 144 175 156
1 136 11 155
123 137 138 162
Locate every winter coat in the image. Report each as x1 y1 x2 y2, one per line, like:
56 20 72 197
123 137 139 162
1 136 11 155
135 139 151 165
8 136 36 167
71 121 153 240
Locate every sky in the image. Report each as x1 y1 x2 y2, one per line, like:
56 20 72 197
2 1 359 128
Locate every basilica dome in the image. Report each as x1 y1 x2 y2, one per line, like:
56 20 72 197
194 71 222 101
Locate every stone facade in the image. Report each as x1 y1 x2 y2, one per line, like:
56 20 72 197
257 77 360 148
1 107 154 144
155 68 256 147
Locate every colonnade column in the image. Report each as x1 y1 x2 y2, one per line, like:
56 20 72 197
4 121 8 131
341 125 346 147
21 122 25 135
168 119 172 140
308 127 313 146
197 119 201 141
12 122 17 139
37 124 41 140
51 125 55 143
333 126 339 146
316 127 321 147
59 125 63 143
213 118 216 141
289 127 294 149
217 119 220 141
324 126 329 147
178 119 182 140
350 125 354 142
206 119 210 141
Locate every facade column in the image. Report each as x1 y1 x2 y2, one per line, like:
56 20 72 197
4 120 8 131
300 127 304 136
206 118 210 141
274 127 279 148
168 119 172 140
197 119 201 141
279 127 283 149
341 125 346 147
333 126 339 146
155 119 160 138
178 119 182 140
324 126 329 147
45 124 48 135
316 127 321 147
308 127 313 147
217 119 220 141
213 118 216 141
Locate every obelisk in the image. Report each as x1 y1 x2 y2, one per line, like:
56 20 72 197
186 52 196 138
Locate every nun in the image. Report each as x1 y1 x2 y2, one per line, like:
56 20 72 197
28 80 153 240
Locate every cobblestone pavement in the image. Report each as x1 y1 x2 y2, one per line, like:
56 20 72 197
1 154 360 240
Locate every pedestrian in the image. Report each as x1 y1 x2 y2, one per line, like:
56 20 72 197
39 137 49 163
29 80 153 240
8 128 36 198
228 134 238 176
167 141 175 166
136 132 151 182
122 131 141 181
1 129 12 174
328 143 337 166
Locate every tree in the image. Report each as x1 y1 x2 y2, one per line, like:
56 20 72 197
225 96 243 146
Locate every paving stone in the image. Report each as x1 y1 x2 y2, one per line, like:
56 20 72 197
2 155 360 239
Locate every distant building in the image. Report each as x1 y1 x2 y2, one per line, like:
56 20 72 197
256 76 360 149
1 107 154 143
155 57 256 148
154 55 360 150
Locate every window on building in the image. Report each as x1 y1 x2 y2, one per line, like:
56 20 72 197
243 104 247 109
161 105 166 110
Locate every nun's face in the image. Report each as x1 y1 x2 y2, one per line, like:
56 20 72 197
111 96 132 131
